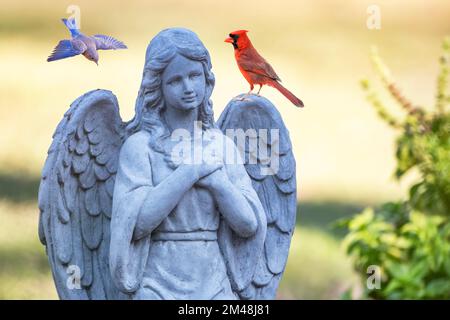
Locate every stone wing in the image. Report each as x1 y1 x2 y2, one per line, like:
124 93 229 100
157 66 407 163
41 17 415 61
217 94 297 299
38 90 125 299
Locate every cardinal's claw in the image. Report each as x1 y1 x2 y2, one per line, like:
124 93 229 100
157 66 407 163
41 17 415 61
232 94 253 102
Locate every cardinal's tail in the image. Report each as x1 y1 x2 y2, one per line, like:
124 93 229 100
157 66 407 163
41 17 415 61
269 81 304 108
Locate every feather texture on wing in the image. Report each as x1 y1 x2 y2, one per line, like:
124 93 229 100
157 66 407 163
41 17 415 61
217 94 297 299
47 39 87 62
38 89 125 299
93 35 128 50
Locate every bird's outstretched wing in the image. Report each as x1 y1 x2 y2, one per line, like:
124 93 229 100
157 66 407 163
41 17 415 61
38 89 126 299
47 39 87 62
93 35 127 50
217 94 297 299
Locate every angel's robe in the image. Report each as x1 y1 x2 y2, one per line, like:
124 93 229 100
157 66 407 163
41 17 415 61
109 130 267 299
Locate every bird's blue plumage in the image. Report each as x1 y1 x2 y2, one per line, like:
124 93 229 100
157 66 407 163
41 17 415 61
47 40 84 62
62 18 80 37
93 35 128 50
47 17 127 64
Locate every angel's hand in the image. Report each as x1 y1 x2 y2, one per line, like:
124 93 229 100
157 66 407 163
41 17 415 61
180 161 223 183
195 167 230 190
176 135 224 181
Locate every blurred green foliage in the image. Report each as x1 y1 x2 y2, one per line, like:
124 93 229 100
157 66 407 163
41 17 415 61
340 38 450 299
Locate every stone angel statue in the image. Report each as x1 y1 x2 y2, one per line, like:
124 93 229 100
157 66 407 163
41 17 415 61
38 28 297 300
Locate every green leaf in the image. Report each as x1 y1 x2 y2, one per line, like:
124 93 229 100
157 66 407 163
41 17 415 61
424 279 450 298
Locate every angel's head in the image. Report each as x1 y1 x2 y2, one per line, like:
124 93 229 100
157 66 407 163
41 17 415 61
161 54 206 112
128 28 215 139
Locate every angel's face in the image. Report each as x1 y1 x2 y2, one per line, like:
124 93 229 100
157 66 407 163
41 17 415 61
161 54 206 112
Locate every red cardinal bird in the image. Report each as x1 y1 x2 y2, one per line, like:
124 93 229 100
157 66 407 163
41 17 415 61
225 30 304 107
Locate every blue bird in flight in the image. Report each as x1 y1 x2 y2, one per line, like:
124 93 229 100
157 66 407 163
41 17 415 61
47 18 127 65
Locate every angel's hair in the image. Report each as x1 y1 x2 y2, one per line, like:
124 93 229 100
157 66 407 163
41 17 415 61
126 27 215 153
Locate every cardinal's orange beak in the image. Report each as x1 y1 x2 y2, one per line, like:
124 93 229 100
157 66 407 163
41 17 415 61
224 37 233 43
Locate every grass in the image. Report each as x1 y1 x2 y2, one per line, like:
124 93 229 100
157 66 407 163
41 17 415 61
279 226 360 299
0 201 56 299
298 201 365 238
0 171 40 203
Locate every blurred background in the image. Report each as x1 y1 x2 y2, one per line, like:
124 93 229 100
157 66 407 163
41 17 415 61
0 0 449 299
